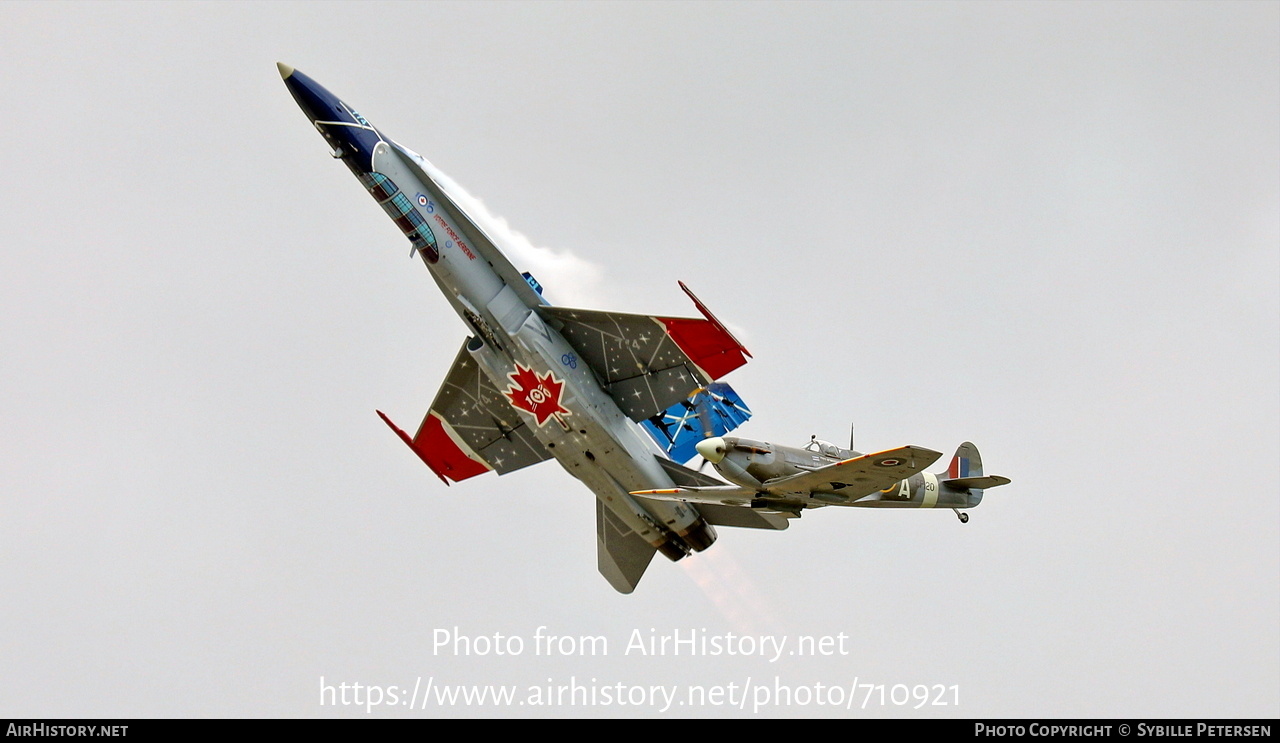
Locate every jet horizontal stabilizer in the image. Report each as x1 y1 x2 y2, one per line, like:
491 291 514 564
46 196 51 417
653 455 725 489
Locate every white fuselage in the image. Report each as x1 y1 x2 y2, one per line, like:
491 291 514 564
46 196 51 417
369 141 700 549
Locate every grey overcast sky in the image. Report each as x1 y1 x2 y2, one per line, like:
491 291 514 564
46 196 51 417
1 1 1276 718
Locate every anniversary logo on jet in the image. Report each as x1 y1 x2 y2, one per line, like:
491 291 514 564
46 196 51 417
504 364 570 427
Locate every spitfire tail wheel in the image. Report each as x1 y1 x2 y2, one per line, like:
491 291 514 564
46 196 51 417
953 509 969 524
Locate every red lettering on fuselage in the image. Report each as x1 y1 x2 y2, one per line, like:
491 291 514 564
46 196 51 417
433 214 477 260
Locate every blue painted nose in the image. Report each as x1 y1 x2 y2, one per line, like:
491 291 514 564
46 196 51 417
279 63 384 173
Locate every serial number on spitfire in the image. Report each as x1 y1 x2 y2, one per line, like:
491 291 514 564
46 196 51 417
432 627 851 661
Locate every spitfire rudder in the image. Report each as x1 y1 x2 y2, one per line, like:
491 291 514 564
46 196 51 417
948 441 982 479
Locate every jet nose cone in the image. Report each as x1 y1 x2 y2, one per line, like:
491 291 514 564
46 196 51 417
278 65 384 174
278 65 345 125
695 437 727 464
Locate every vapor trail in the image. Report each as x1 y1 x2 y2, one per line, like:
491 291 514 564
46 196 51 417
402 146 606 307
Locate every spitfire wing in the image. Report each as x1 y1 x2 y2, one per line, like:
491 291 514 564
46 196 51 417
763 445 942 499
630 486 798 527
630 484 761 506
379 339 552 484
634 461 791 529
539 286 750 423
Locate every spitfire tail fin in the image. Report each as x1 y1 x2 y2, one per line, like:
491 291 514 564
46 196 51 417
947 442 982 479
941 442 1010 506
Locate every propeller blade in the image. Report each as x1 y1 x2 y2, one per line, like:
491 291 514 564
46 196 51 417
691 388 715 439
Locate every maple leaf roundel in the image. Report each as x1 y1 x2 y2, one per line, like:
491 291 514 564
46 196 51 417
503 364 570 426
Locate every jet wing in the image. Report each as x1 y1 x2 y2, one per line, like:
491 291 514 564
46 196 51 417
379 339 552 484
539 284 751 423
763 446 942 499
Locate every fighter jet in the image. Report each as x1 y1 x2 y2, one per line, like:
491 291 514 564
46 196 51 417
279 65 1011 592
279 64 773 592
634 437 1010 523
